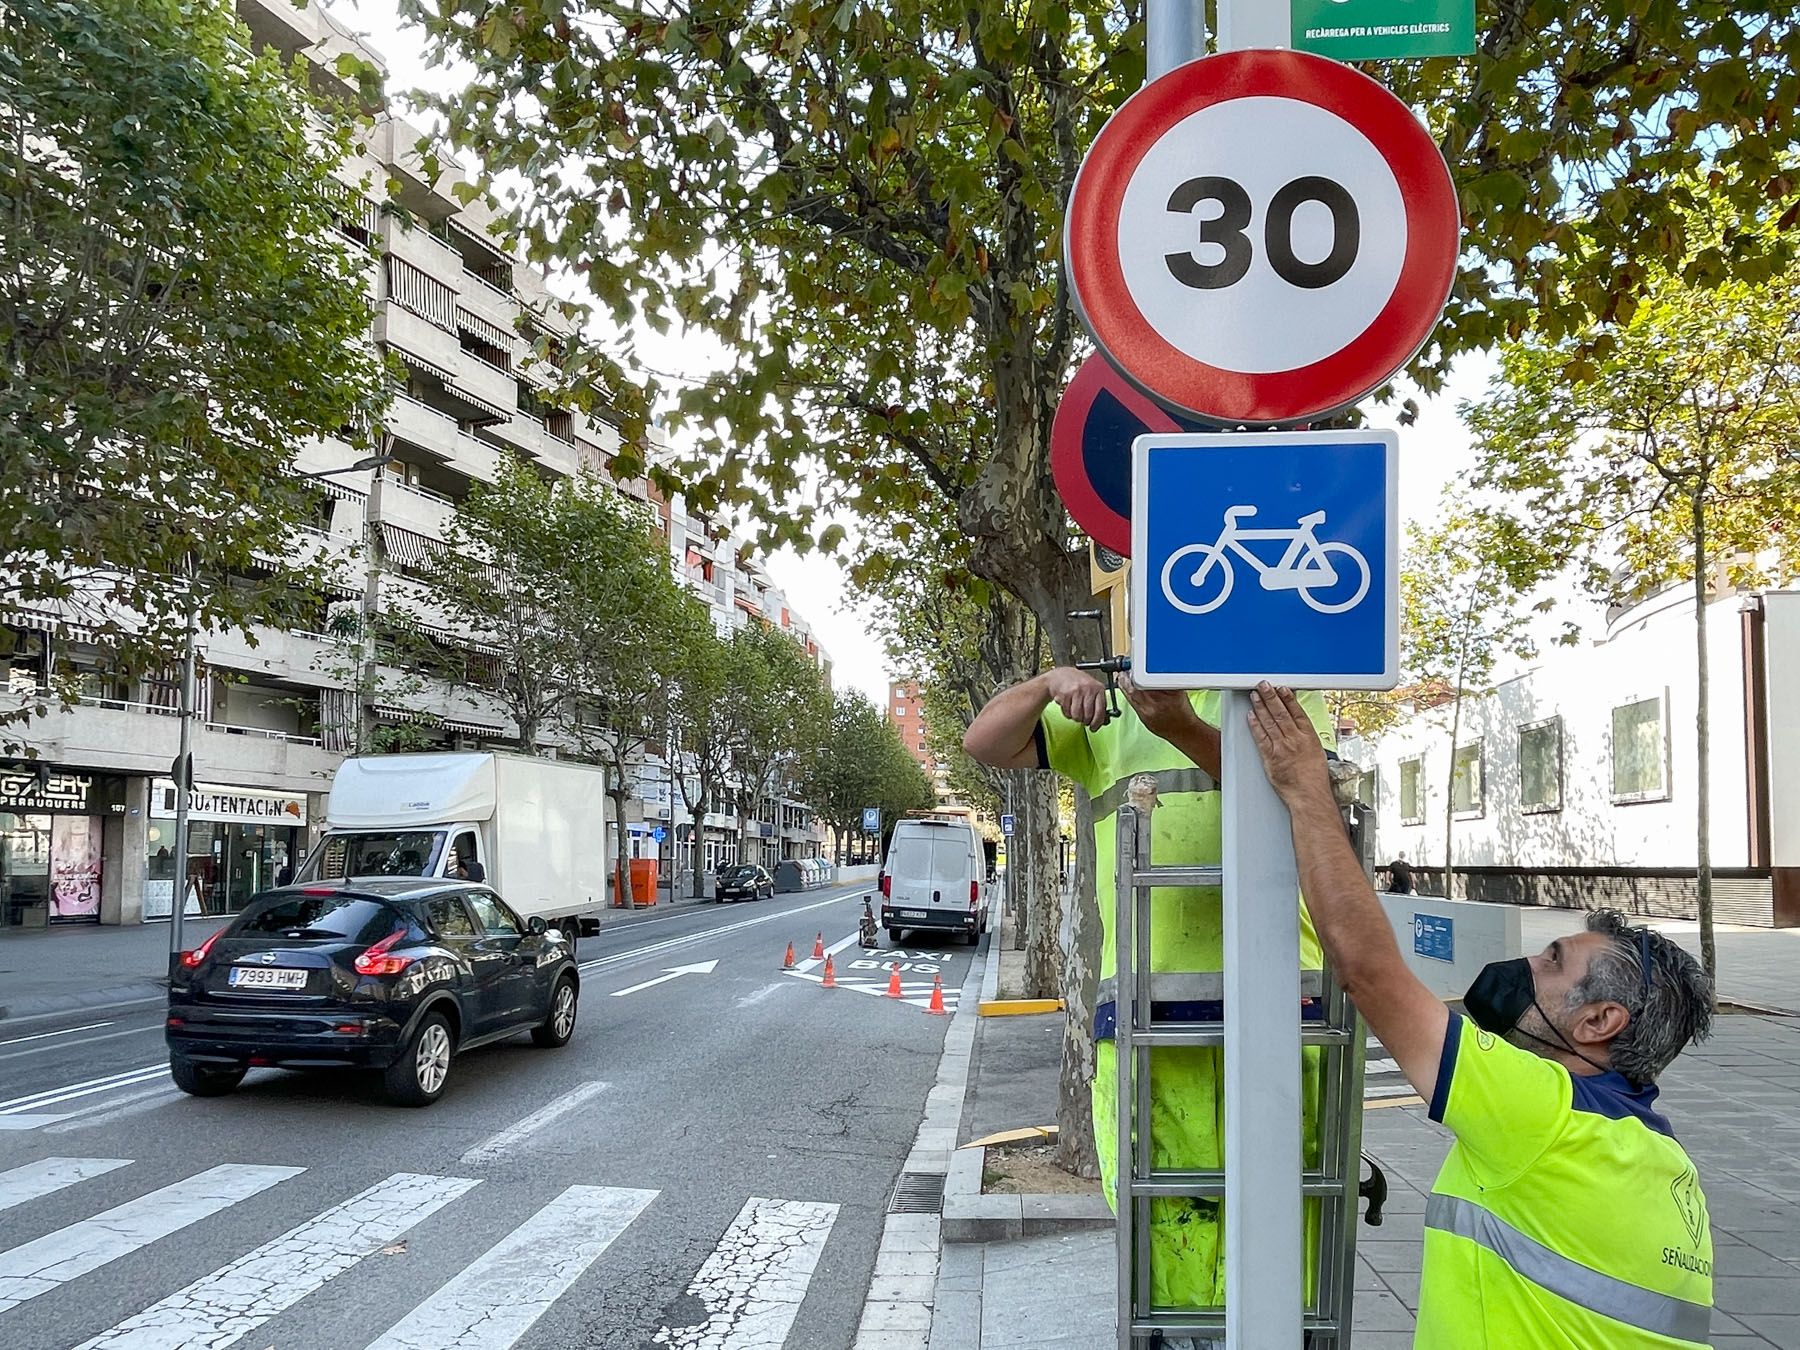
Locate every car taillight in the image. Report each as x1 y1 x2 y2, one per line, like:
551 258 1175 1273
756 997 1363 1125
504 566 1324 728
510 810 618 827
181 928 223 969
880 875 891 898
969 880 979 907
354 928 414 976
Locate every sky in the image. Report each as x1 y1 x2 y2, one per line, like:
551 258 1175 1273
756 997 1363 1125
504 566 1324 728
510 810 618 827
328 0 1495 710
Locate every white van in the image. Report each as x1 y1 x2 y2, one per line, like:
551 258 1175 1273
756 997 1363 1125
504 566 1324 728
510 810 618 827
878 817 987 945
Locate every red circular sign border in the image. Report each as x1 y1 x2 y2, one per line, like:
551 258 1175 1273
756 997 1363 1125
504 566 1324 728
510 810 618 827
1050 353 1192 557
1066 49 1461 425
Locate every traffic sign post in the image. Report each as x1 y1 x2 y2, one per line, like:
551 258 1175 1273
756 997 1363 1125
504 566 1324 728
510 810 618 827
1000 813 1016 837
1130 430 1400 690
861 807 881 834
1065 48 1459 425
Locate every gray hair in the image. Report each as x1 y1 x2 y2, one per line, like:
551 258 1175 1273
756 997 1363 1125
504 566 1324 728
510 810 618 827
1566 908 1713 1086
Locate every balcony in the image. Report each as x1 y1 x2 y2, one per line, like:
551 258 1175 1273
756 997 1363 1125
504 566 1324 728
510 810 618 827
375 476 457 542
451 351 517 420
375 305 462 386
457 268 519 335
236 0 319 56
448 430 505 485
382 215 466 294
385 392 461 459
204 626 339 688
370 117 460 215
7 696 341 790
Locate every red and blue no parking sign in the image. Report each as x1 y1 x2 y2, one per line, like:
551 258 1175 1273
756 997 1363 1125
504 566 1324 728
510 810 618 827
1064 49 1460 425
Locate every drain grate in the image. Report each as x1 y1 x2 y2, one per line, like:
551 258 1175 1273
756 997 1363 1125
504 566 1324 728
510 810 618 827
886 1171 947 1215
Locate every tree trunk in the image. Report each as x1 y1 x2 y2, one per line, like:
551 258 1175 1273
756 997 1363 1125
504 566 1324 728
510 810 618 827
1691 493 1717 982
1022 769 1063 1000
611 786 631 910
1055 785 1101 1179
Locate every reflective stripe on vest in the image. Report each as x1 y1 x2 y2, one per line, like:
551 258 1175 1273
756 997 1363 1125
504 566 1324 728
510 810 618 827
1091 766 1219 822
1425 1193 1710 1344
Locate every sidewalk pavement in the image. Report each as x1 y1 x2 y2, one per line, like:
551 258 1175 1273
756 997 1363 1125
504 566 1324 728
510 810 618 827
0 886 726 1024
930 906 1800 1348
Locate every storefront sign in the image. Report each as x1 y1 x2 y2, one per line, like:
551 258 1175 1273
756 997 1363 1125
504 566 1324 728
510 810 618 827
0 769 122 814
1291 0 1476 60
151 779 308 826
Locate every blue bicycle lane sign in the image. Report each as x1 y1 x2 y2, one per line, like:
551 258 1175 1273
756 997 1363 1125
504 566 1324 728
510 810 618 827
1129 430 1399 690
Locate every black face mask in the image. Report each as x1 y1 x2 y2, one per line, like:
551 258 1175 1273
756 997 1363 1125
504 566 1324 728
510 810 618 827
1463 957 1612 1074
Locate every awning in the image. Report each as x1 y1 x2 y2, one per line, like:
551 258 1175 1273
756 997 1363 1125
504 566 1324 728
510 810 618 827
443 381 512 424
311 476 367 504
445 214 512 263
1 608 56 634
389 344 457 386
414 619 504 657
372 704 436 726
378 523 441 570
439 715 506 737
455 308 515 349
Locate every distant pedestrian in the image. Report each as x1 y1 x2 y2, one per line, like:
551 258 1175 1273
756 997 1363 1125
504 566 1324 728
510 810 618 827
1388 851 1414 895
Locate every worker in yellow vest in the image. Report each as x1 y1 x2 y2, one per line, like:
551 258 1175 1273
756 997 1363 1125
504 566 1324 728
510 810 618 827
1247 683 1715 1348
964 666 1338 1311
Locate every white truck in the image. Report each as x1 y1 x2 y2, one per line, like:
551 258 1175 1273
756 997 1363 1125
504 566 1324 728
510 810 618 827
295 752 609 950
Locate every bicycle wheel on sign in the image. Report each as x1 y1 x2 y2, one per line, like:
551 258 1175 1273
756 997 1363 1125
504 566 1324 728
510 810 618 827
1297 542 1371 614
1160 544 1235 615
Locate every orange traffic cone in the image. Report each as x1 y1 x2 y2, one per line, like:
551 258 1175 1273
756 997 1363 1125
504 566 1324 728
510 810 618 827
782 941 796 970
927 974 946 1015
811 932 825 959
821 955 836 988
886 963 903 998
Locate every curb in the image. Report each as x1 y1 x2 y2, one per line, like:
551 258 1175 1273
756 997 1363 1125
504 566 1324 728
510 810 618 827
976 999 1064 1017
942 1144 1113 1244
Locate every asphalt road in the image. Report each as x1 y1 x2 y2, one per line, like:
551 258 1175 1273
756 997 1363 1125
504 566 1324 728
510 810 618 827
0 883 987 1349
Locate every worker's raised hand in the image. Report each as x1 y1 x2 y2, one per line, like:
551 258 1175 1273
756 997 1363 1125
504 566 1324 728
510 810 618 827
1041 667 1110 730
1119 675 1199 741
1247 683 1331 807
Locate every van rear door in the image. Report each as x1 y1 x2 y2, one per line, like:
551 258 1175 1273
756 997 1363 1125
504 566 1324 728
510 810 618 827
888 826 973 916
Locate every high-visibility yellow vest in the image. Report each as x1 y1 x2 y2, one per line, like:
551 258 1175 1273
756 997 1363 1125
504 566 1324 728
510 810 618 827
1419 1014 1714 1348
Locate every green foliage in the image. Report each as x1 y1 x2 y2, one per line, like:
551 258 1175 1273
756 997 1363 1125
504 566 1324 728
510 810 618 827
802 689 933 849
0 0 390 678
715 620 834 847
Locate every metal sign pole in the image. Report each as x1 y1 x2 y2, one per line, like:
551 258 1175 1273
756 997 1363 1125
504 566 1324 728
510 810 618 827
1210 5 1302 1347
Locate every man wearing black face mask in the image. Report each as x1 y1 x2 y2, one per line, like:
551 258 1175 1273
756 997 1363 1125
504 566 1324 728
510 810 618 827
1245 684 1717 1349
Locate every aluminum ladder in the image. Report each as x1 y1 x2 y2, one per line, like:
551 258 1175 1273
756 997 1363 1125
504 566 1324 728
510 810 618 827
1113 791 1369 1348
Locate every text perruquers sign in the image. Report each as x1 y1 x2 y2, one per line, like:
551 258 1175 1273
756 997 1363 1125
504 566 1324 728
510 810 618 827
1065 50 1459 425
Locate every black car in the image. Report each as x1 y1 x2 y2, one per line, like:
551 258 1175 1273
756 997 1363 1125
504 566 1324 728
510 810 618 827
166 878 580 1107
714 863 774 903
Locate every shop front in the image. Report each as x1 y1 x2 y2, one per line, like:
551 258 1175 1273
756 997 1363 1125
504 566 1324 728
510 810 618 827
147 779 308 919
1 768 126 928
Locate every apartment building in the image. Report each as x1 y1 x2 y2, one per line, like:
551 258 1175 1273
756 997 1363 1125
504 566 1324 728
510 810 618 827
0 0 822 927
1343 584 1800 928
886 680 957 806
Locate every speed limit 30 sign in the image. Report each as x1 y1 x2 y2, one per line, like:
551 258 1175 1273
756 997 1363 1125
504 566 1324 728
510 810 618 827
1065 49 1459 425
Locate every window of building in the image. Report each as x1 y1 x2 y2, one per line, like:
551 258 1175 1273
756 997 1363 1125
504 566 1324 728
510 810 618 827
1518 717 1563 813
1451 742 1484 818
1398 757 1424 824
1612 695 1669 802
1350 767 1376 809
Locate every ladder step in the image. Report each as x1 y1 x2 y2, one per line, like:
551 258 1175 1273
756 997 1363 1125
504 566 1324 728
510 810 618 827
1126 1024 1355 1047
1130 1312 1343 1336
1125 1171 1348 1199
1129 866 1222 887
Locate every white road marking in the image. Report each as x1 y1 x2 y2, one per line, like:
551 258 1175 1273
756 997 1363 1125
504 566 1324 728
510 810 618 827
76 1171 480 1350
611 959 719 997
44 1083 185 1134
0 1157 131 1213
0 1163 301 1313
785 970 961 1011
652 1197 839 1349
363 1184 657 1350
791 930 864 975
0 1062 167 1115
0 1023 161 1064
459 1082 611 1165
1367 1057 1399 1076
578 892 859 976
733 983 792 1010
0 1020 113 1048
1365 1083 1421 1100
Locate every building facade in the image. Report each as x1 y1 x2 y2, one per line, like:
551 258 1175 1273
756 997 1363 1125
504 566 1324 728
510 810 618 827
0 0 824 927
1342 584 1800 927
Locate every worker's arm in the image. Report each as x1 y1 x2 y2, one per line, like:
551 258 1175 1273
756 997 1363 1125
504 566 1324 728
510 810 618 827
1119 676 1221 779
964 669 1108 769
1246 683 1448 1102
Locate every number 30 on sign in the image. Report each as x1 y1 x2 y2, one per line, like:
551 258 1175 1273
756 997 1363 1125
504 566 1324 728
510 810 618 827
1065 49 1460 426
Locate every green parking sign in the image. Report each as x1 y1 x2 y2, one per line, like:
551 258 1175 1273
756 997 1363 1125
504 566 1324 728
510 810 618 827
1291 0 1475 60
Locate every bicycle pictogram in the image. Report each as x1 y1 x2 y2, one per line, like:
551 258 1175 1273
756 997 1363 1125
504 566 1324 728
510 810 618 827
1158 506 1371 616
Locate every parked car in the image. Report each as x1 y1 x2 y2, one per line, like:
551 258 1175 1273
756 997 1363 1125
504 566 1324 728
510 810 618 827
714 863 774 902
166 879 579 1107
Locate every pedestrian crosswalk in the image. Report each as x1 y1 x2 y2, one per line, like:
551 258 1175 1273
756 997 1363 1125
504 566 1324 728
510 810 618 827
0 1156 842 1349
1363 1036 1420 1102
